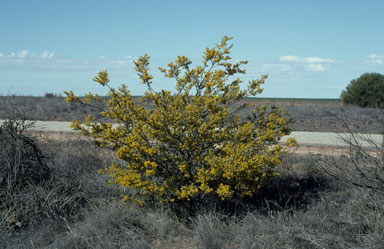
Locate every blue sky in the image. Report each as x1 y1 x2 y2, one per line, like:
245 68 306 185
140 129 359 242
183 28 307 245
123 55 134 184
1 0 383 98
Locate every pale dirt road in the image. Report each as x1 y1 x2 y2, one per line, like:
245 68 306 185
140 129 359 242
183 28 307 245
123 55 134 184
1 120 382 148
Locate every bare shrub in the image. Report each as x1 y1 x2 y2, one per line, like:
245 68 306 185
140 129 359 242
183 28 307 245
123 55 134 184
0 118 88 231
0 118 50 190
311 116 384 247
316 132 384 193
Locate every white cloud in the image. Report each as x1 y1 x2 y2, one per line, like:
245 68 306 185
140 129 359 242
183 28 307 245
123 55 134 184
278 55 334 72
279 55 301 62
262 63 292 72
40 50 54 59
366 54 383 65
279 55 335 63
0 50 54 59
303 57 335 63
306 64 325 72
0 53 137 73
17 50 30 58
7 50 30 58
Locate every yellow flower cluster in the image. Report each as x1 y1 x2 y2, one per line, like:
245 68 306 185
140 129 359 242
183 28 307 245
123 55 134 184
64 36 296 205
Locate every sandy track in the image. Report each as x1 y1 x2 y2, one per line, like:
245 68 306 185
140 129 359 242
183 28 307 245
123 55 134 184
1 119 382 148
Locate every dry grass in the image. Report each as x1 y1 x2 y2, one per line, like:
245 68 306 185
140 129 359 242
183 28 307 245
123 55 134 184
1 97 384 248
2 134 383 249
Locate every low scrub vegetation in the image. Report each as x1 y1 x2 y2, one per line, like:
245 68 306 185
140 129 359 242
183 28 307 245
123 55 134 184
64 37 296 210
0 116 384 248
0 118 50 191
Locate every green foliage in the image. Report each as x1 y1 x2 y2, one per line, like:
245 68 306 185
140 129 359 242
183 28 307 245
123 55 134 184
341 73 384 108
64 36 296 206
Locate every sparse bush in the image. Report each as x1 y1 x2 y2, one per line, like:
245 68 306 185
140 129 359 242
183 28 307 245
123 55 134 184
64 36 296 208
341 72 384 108
316 131 384 195
0 118 50 191
0 119 88 231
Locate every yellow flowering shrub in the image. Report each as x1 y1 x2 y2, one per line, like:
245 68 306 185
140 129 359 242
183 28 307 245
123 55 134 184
64 36 296 205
